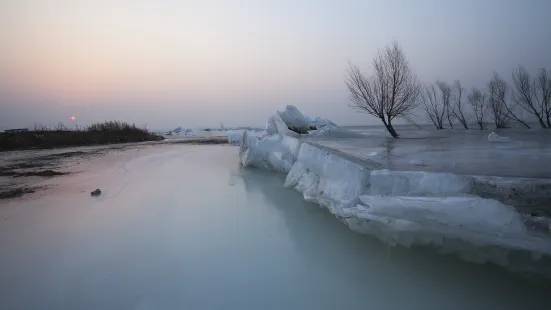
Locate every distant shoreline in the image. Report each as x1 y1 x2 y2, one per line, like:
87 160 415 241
0 121 164 152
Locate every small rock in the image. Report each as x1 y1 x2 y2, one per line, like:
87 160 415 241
91 189 101 196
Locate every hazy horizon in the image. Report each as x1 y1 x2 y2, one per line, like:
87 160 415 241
1 0 551 130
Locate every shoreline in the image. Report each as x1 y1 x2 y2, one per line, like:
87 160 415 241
0 136 229 200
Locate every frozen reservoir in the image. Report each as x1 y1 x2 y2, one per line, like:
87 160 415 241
0 144 548 310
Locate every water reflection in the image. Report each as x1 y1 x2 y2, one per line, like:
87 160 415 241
239 167 549 310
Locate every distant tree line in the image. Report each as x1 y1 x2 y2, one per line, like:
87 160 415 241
346 41 551 137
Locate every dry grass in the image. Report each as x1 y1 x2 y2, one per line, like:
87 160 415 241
1 121 163 151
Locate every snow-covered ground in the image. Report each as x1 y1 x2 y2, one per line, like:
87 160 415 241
1 144 549 309
235 106 551 276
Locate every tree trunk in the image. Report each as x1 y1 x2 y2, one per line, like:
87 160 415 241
478 122 484 130
386 124 399 138
382 118 399 138
537 117 547 129
518 119 531 129
447 115 454 129
547 115 551 128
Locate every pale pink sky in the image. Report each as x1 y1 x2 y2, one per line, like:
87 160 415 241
1 0 550 130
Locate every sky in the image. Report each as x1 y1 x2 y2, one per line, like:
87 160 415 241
1 0 550 130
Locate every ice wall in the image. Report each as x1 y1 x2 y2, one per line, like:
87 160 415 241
235 106 551 276
239 131 301 173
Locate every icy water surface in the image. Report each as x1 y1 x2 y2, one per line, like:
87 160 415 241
312 125 551 178
0 145 548 309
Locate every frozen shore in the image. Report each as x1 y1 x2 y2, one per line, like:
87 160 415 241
233 106 551 276
3 144 550 308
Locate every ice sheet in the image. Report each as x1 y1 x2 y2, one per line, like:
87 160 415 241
301 128 551 178
368 169 473 196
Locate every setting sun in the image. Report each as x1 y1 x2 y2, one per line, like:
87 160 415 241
70 116 76 121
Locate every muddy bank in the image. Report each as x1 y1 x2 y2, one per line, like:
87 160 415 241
162 137 229 145
0 169 67 178
0 138 229 200
0 148 104 200
0 187 37 199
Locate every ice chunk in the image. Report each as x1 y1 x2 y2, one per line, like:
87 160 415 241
285 143 371 212
265 113 296 137
469 175 551 213
239 131 301 173
226 130 244 145
488 132 512 143
308 116 337 127
283 161 307 188
227 130 266 146
277 105 312 132
358 195 526 235
273 105 338 134
341 195 551 270
255 130 267 138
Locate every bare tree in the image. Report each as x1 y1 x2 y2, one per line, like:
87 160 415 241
346 41 419 138
488 73 510 128
420 84 445 129
534 68 551 128
436 81 454 128
487 72 530 129
451 81 469 129
512 67 546 128
488 74 510 129
468 88 488 130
